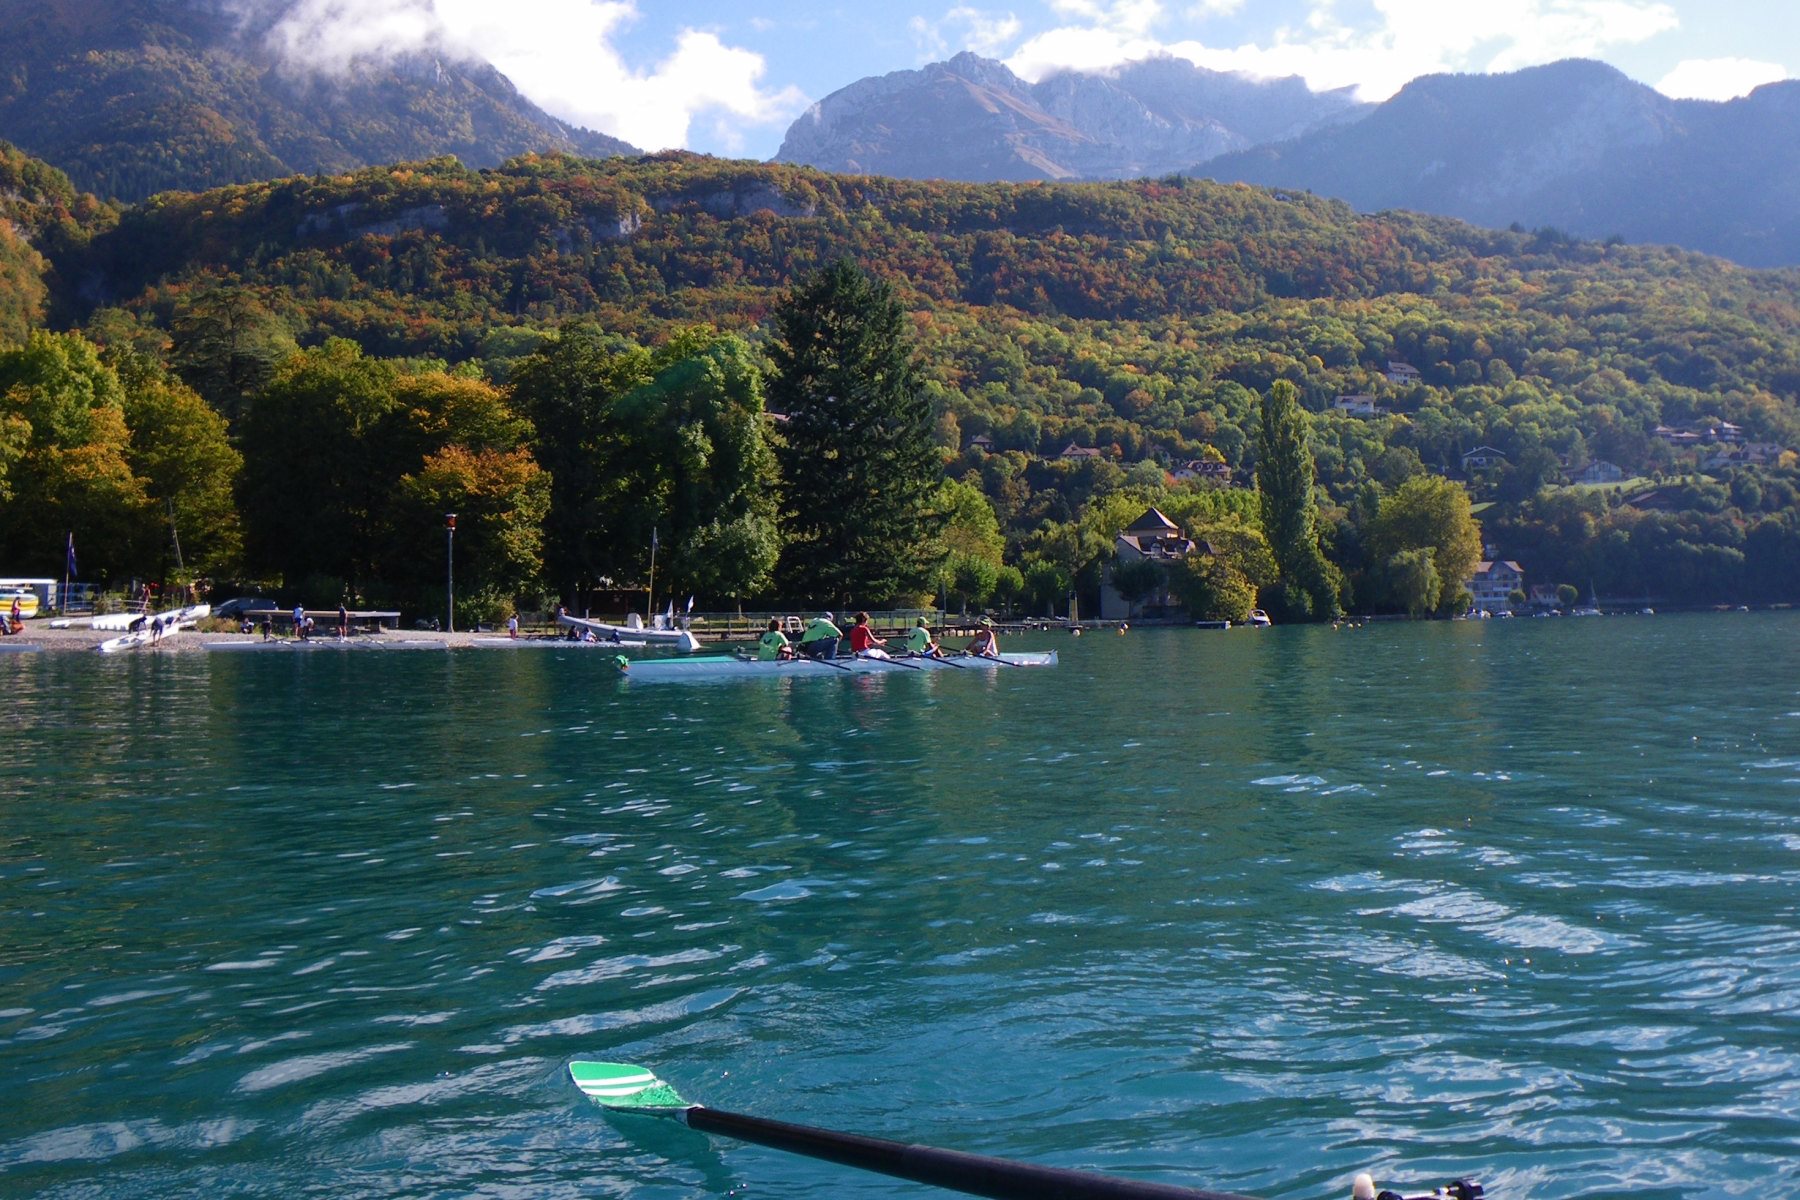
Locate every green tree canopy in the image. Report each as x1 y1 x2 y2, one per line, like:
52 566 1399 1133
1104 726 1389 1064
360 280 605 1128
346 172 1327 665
1255 379 1339 619
509 323 653 598
169 284 298 424
612 333 783 603
769 259 943 605
239 339 542 604
112 347 243 580
1365 475 1483 615
0 331 146 576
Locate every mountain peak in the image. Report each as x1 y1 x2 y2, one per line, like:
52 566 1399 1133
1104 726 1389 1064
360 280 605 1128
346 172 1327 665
0 0 637 201
775 53 1366 182
1202 56 1800 267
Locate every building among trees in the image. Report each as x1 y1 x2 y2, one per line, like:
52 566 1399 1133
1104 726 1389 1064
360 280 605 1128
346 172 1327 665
1100 507 1208 621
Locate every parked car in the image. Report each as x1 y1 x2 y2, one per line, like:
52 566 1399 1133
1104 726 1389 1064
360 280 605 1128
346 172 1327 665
216 596 279 618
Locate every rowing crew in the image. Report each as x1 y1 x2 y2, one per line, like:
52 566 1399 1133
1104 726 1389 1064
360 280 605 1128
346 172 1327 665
756 613 998 661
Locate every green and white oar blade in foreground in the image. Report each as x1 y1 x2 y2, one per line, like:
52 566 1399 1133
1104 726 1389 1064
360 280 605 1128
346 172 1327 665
569 1059 1263 1200
569 1061 692 1114
569 1060 1483 1200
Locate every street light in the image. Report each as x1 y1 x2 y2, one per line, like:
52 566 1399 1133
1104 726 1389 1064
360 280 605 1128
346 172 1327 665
445 513 456 634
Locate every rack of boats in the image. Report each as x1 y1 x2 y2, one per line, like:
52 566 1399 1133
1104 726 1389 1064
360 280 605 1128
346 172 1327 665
615 649 1057 682
95 604 211 653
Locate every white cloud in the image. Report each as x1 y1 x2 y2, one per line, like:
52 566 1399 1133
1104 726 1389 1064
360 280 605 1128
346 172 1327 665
911 7 1026 60
1047 0 1164 37
256 0 807 153
1657 56 1790 101
1006 0 1683 97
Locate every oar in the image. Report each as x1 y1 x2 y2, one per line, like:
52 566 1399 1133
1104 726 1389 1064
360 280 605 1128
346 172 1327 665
910 651 966 668
568 1061 1259 1200
861 650 924 670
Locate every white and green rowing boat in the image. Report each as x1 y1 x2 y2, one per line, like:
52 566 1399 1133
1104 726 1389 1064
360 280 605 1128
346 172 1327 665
616 649 1056 681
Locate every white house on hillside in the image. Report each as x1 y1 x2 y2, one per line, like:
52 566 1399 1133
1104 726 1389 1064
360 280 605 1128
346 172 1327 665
1461 445 1508 472
1572 460 1625 484
1469 560 1525 613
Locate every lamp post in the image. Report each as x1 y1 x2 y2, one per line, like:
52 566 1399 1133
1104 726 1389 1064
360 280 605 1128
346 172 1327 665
445 513 456 634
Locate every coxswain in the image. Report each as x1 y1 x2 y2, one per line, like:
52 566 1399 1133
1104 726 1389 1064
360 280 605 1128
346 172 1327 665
964 620 999 658
797 612 842 659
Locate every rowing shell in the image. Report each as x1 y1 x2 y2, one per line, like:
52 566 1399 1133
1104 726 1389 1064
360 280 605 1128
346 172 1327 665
555 613 701 652
95 604 212 653
471 635 648 648
618 650 1056 682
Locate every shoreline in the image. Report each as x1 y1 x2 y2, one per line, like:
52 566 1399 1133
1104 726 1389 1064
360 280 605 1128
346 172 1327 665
2 624 583 655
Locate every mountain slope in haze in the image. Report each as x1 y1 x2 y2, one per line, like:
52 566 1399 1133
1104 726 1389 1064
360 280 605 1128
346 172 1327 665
1202 59 1800 268
774 52 1366 183
0 0 638 202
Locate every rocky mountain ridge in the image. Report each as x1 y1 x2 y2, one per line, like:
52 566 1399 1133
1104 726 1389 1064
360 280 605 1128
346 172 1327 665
775 51 1365 183
1201 58 1800 267
0 0 638 202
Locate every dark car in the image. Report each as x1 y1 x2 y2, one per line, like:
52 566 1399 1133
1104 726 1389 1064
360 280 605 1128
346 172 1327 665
216 597 279 618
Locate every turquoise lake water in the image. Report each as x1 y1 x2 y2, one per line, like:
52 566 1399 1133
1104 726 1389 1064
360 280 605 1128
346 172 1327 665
5 614 1800 1200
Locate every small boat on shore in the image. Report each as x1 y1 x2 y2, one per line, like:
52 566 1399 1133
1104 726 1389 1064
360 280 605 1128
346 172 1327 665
617 650 1056 682
556 612 701 652
96 604 211 653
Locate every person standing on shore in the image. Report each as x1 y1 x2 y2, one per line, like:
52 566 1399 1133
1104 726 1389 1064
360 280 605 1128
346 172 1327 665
292 603 306 640
507 612 519 639
337 602 349 639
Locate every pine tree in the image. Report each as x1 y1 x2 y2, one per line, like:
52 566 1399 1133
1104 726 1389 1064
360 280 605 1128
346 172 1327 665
768 260 942 605
1255 379 1340 620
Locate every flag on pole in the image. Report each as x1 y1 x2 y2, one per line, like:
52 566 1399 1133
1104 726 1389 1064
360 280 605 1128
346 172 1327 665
650 526 658 552
66 532 76 577
685 595 694 613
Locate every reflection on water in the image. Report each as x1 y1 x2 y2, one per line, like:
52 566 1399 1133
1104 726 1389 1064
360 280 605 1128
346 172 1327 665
4 614 1800 1199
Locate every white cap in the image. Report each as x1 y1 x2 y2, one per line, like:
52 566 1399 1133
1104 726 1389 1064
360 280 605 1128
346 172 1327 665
822 611 834 621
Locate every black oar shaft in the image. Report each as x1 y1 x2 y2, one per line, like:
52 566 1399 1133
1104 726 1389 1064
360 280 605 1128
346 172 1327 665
686 1105 1260 1200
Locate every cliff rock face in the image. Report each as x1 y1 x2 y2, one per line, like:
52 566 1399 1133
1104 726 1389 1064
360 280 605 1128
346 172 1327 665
775 52 1365 182
1202 59 1800 268
0 0 638 201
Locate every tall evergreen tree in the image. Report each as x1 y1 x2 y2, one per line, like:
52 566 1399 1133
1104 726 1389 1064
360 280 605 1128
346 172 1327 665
1255 379 1339 619
768 260 943 605
508 325 652 600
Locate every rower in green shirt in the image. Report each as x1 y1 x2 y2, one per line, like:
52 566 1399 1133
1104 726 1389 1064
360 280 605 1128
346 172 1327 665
757 618 794 660
797 612 842 659
903 617 940 657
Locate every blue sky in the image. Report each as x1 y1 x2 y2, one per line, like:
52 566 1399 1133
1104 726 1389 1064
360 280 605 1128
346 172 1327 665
273 1 1797 156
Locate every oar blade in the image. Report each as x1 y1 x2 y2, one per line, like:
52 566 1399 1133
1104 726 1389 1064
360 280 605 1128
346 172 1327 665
570 1061 691 1113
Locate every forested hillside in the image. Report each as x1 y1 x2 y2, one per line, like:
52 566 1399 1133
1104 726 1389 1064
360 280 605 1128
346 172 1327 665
17 149 1800 616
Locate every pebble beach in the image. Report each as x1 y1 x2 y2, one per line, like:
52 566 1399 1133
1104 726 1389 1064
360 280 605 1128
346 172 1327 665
5 622 565 654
